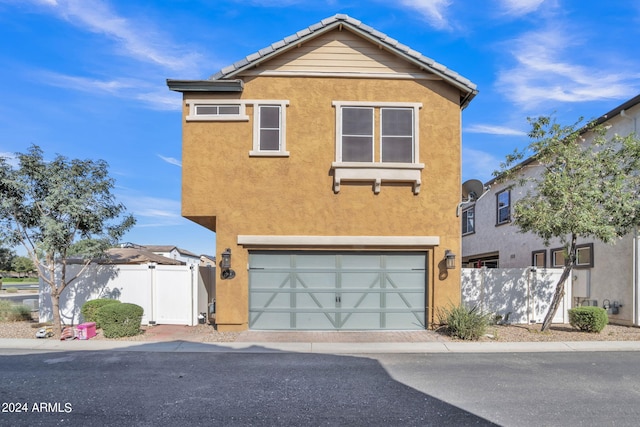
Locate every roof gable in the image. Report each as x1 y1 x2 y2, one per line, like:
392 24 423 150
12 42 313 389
211 14 477 107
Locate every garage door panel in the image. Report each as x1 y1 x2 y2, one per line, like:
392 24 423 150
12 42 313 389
385 292 423 308
386 312 425 329
250 291 291 309
341 254 382 269
249 271 290 288
341 272 380 289
295 312 337 329
295 291 334 310
295 254 336 269
341 312 381 329
295 272 335 288
341 292 380 309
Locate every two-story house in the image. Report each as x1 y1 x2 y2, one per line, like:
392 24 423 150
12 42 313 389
462 94 640 326
168 14 477 331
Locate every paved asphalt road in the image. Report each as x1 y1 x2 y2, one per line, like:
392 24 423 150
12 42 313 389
1 349 640 426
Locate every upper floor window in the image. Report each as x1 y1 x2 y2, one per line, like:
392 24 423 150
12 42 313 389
186 100 248 121
331 101 424 195
576 243 594 268
462 206 475 235
333 101 421 164
496 190 510 225
551 248 566 267
250 104 289 156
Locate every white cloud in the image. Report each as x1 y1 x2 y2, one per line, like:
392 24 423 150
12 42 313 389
158 155 182 167
497 0 545 16
465 124 527 136
22 0 202 72
462 147 502 182
398 0 452 30
496 28 636 108
34 70 182 111
119 194 182 226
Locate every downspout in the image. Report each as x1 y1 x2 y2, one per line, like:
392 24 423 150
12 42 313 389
631 231 640 326
190 264 195 326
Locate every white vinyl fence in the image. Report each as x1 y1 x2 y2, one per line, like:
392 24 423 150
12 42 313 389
461 268 571 324
39 264 215 326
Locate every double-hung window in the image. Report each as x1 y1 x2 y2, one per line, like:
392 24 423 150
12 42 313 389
251 104 289 156
332 101 424 194
462 206 475 235
496 190 510 225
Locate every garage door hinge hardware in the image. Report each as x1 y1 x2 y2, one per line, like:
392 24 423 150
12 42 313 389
335 296 342 303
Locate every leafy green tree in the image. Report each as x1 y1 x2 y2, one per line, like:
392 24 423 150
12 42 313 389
0 145 135 335
11 256 35 278
0 247 15 272
495 116 640 331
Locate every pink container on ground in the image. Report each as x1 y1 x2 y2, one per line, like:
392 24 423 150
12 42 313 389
76 322 96 340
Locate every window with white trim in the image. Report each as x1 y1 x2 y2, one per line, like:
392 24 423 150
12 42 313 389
186 100 248 121
250 104 288 156
335 103 418 163
331 101 424 194
496 190 510 225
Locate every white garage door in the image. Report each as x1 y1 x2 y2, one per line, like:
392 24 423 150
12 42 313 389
249 251 426 330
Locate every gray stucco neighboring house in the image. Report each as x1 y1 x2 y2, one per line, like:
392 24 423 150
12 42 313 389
462 94 640 326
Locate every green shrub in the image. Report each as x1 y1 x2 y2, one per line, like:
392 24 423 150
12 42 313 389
81 299 121 328
0 300 32 322
569 306 608 333
97 303 144 338
438 304 491 340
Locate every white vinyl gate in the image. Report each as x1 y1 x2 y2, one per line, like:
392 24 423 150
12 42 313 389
40 263 212 326
461 267 570 324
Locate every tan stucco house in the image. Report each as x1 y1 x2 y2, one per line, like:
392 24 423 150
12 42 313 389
167 14 477 331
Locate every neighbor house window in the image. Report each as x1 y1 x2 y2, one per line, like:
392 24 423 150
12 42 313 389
532 250 546 268
249 101 289 157
575 243 594 268
496 190 510 225
462 206 475 235
331 101 424 194
551 248 566 267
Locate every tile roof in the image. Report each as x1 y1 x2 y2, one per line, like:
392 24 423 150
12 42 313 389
210 14 477 105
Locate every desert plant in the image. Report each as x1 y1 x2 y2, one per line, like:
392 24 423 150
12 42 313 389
438 304 491 340
97 303 143 338
569 306 608 333
0 300 32 322
81 299 121 328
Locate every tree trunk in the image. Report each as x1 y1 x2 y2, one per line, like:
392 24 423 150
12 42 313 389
51 292 62 337
541 234 577 331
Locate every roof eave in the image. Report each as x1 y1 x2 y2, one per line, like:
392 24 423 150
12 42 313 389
166 79 244 93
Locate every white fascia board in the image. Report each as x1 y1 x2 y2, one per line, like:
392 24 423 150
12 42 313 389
237 235 440 247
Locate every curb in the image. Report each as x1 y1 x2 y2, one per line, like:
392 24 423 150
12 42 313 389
2 338 640 354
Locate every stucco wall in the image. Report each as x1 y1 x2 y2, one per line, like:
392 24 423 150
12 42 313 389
181 76 464 330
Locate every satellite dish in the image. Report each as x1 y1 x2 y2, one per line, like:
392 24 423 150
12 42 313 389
462 179 484 201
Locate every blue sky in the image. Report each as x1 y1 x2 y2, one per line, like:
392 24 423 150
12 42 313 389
1 0 639 257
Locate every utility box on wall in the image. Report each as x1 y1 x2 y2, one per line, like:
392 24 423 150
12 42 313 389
572 270 591 298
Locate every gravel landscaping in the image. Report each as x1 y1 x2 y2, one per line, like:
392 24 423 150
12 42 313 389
3 291 640 342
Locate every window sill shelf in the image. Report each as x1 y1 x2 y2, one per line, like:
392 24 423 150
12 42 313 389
331 162 424 194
